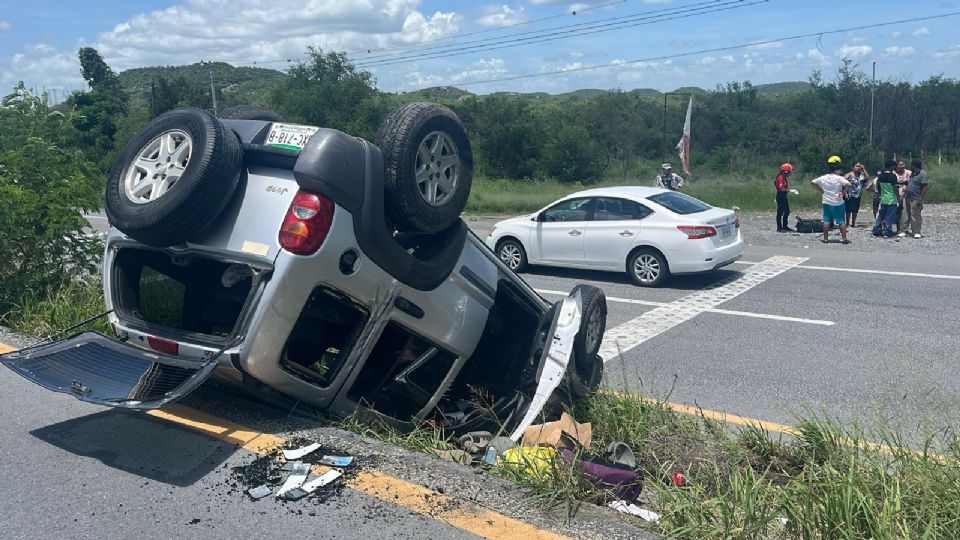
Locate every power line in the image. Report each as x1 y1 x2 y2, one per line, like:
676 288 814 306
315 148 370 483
344 0 627 58
354 0 762 69
445 11 960 89
353 0 726 65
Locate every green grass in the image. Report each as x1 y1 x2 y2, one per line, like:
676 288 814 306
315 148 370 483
4 277 109 337
467 162 960 215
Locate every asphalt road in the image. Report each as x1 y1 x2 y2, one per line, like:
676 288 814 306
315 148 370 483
468 215 960 436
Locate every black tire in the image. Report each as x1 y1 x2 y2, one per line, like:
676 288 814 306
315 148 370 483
566 284 606 399
496 238 527 272
218 104 284 122
374 103 473 234
627 248 670 287
105 108 243 247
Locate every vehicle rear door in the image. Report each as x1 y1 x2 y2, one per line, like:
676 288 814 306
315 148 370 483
582 198 653 268
1 332 224 409
532 197 592 266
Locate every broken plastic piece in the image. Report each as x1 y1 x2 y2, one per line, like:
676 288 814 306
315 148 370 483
502 446 556 480
281 487 309 501
317 455 353 467
300 469 343 493
283 442 322 460
428 448 473 465
606 441 637 469
275 461 311 498
458 431 493 454
247 485 272 500
483 446 497 465
608 500 661 523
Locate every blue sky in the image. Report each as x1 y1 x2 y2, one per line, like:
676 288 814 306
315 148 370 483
2 0 958 97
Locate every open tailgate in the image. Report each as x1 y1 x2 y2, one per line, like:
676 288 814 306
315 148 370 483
0 331 220 409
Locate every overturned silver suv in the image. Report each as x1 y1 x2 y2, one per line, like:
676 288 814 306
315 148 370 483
2 103 607 436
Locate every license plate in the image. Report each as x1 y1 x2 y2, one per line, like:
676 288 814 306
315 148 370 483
265 123 319 151
720 225 733 238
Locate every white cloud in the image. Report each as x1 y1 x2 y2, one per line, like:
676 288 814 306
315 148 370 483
477 5 528 27
885 46 915 57
913 27 930 36
804 48 830 65
0 20 11 30
722 54 735 63
891 31 902 38
404 57 508 87
4 0 462 89
838 44 872 58
932 45 960 60
696 56 717 65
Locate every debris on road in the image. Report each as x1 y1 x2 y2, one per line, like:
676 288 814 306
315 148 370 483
282 442 322 460
502 446 557 479
246 485 272 500
428 448 473 465
276 461 311 498
317 455 353 467
608 500 661 523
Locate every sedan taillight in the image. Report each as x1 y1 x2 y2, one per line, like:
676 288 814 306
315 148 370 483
677 225 717 239
734 216 740 229
279 190 335 255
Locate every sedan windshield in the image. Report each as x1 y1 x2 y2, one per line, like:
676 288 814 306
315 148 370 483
647 191 712 215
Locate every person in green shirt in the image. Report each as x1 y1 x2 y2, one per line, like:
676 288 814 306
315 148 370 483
872 159 899 237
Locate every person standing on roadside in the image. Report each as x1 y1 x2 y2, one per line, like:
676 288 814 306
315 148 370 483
655 163 684 191
844 162 869 227
899 159 929 238
872 159 900 238
775 163 794 232
893 159 912 234
810 156 851 244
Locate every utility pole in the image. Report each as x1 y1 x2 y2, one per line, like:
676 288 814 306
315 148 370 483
207 62 218 116
869 61 876 147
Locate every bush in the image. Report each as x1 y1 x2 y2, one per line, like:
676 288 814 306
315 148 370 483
0 84 104 323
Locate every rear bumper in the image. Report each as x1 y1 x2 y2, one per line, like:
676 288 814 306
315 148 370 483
669 234 745 275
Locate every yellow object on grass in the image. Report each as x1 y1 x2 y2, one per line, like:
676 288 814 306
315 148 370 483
502 446 557 480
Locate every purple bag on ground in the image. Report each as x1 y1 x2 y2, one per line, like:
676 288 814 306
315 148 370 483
559 448 643 502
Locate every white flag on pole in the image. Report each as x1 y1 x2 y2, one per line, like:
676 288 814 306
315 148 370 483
675 96 693 175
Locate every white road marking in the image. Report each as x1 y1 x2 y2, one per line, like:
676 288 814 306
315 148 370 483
732 260 960 280
537 282 834 327
594 256 808 361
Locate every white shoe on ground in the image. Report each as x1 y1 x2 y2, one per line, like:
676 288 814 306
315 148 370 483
897 232 907 238
913 233 922 239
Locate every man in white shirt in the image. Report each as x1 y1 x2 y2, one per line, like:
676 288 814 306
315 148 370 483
810 156 851 244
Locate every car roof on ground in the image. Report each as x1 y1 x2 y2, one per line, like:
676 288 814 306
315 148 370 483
565 186 667 200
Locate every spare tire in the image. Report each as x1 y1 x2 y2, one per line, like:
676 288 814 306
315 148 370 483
564 285 607 401
105 108 243 247
374 103 473 234
218 104 284 122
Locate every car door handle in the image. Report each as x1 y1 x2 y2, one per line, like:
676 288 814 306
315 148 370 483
568 230 582 236
619 230 635 237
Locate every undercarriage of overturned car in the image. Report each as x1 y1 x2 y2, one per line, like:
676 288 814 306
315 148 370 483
1 103 608 439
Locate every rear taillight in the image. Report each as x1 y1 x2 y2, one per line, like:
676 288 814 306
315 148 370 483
279 190 335 255
147 335 179 356
734 216 740 229
677 225 717 239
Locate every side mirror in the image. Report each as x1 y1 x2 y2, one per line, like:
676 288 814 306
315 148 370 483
532 213 542 222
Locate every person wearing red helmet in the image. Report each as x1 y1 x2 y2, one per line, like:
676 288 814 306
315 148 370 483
775 163 794 232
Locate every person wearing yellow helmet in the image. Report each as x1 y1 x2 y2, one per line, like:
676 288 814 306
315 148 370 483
810 157 852 244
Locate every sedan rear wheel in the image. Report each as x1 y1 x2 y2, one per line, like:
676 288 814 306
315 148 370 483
496 238 527 272
628 249 669 287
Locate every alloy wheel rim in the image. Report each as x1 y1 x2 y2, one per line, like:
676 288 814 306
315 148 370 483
415 130 459 206
123 129 193 204
634 254 661 283
499 243 521 269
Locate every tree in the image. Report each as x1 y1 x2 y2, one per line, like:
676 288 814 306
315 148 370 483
68 47 128 169
0 84 102 318
272 47 382 138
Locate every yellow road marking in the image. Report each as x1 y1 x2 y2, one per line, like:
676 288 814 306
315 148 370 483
658 399 799 435
0 342 566 540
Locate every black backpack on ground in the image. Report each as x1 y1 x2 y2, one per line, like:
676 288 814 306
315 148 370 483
795 216 824 233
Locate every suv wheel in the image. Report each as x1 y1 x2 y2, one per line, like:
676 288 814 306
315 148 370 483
375 103 473 234
218 104 284 122
105 108 243 247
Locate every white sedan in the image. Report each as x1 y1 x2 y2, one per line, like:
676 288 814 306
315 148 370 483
484 186 744 286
